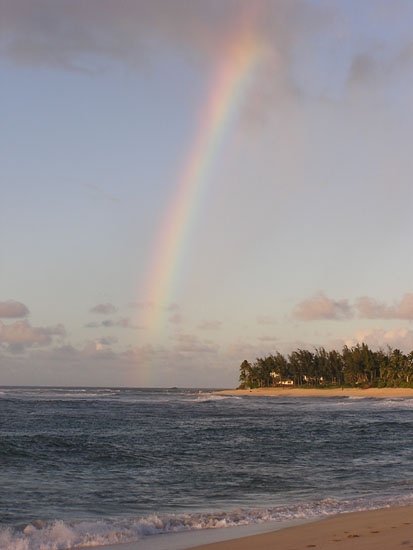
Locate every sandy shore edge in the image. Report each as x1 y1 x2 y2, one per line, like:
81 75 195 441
186 506 413 550
213 387 413 397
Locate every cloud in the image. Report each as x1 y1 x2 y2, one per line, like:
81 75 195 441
97 336 117 345
2 0 409 103
0 300 29 318
256 315 277 325
294 292 353 321
80 340 116 358
0 339 236 387
343 327 413 352
90 303 117 315
6 342 27 354
85 317 141 329
356 294 413 320
1 0 247 70
168 313 183 325
0 320 65 346
197 320 222 330
293 293 413 321
43 339 117 359
173 333 218 353
36 340 117 361
102 318 137 328
348 43 413 87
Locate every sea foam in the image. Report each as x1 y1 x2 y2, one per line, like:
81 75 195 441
3 495 413 550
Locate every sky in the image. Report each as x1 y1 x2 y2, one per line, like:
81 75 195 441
1 0 413 388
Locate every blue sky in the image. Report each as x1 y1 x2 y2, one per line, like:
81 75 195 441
1 0 413 387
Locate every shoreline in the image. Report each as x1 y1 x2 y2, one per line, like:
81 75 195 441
186 506 413 550
213 387 413 397
91 506 413 550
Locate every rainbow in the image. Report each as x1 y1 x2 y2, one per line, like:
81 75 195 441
142 19 263 341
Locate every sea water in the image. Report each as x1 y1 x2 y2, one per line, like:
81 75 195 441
1 387 413 549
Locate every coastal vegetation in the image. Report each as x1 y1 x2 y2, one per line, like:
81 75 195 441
239 344 413 388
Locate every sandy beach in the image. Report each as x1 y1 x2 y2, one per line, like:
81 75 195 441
214 387 413 398
186 506 413 550
93 506 413 550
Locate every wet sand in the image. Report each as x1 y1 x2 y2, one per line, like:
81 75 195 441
93 507 413 550
187 506 413 550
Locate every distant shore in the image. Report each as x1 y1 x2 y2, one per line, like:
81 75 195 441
214 387 413 397
188 506 413 550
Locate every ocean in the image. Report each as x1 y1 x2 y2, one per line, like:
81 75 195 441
2 387 413 550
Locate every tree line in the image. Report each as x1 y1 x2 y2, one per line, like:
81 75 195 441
239 344 413 388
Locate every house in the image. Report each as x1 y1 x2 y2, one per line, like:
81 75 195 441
270 372 294 386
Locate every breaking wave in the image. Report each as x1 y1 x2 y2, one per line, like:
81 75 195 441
3 494 413 550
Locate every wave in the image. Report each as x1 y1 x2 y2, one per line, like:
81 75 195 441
3 494 413 550
378 398 413 409
346 396 370 400
336 396 413 408
186 394 240 403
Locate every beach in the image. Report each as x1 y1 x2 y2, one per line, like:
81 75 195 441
215 387 413 398
93 506 413 550
186 506 413 550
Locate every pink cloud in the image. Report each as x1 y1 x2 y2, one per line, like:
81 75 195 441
0 300 29 318
294 292 353 321
0 320 65 346
356 294 413 320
